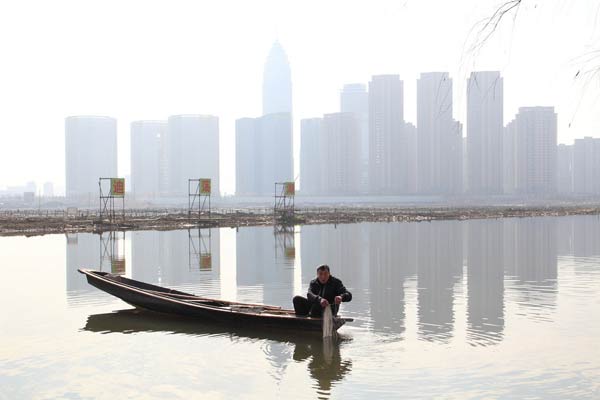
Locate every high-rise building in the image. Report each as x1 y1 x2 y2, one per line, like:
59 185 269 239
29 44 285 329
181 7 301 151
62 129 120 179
235 118 257 196
341 83 369 175
403 122 418 193
503 119 517 194
417 72 462 194
467 71 504 195
235 113 293 196
557 144 573 194
256 113 293 195
321 112 362 195
236 40 295 197
130 120 166 198
165 115 220 197
451 120 464 194
300 118 323 195
573 137 600 194
65 116 117 199
262 41 292 115
462 137 468 193
369 75 408 194
512 107 557 194
341 83 369 193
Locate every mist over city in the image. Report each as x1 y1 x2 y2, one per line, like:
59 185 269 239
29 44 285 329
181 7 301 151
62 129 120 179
1 0 599 206
1 1 600 399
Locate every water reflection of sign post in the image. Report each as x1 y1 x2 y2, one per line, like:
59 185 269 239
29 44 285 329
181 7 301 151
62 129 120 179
189 228 212 270
200 254 212 269
100 231 126 275
275 224 296 261
111 259 126 275
284 246 296 259
188 178 211 222
99 177 125 223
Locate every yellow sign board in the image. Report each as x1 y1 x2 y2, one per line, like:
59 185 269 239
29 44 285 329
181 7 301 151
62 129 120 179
111 259 126 275
284 247 296 259
200 254 212 269
199 178 211 195
284 182 295 196
110 178 125 197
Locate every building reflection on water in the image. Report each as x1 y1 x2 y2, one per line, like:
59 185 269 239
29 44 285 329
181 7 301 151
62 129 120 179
467 219 505 346
504 218 558 323
366 222 416 336
68 217 586 342
65 216 595 395
418 221 463 343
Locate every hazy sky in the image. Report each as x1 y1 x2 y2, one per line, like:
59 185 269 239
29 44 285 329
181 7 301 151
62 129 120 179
1 0 599 195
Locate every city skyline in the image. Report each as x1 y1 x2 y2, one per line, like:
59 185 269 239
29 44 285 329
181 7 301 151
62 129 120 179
60 63 572 200
3 65 594 197
27 43 598 200
1 1 598 194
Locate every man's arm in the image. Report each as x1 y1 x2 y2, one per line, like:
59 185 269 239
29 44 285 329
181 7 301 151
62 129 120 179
336 279 352 302
306 280 321 304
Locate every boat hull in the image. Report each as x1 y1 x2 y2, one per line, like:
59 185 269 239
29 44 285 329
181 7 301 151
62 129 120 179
79 269 351 332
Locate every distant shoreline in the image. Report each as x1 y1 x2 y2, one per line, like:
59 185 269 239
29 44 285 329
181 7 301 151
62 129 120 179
2 204 600 237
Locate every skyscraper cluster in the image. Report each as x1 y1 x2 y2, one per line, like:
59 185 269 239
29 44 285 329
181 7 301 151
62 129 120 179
300 69 563 198
64 41 593 202
66 115 220 200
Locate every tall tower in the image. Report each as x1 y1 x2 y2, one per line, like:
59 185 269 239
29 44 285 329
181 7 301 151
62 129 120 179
321 112 362 195
65 116 117 199
262 41 292 115
513 107 557 194
130 120 166 198
300 118 323 195
235 113 293 196
341 83 369 161
165 115 220 197
467 71 504 195
341 83 369 192
235 118 257 196
417 72 462 194
368 74 405 194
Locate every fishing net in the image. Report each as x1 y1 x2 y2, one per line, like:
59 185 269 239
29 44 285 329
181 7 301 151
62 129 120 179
322 306 335 338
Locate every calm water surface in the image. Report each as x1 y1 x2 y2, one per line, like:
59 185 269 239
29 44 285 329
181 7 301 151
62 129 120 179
1 216 599 399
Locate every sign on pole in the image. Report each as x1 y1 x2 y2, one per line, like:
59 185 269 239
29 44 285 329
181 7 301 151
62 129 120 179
199 178 211 195
110 178 125 197
284 182 295 196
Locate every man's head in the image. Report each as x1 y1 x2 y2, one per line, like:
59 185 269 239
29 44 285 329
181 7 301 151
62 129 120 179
316 264 331 284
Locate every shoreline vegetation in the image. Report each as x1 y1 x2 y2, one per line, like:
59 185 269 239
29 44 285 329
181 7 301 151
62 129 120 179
2 204 600 237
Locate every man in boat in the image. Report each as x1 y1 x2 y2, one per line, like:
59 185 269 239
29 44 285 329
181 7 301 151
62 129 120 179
293 264 352 317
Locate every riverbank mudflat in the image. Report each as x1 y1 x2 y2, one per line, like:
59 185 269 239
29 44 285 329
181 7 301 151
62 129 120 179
2 204 600 237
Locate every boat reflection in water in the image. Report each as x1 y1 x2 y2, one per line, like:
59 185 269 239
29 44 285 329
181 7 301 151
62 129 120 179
68 216 568 347
83 309 352 395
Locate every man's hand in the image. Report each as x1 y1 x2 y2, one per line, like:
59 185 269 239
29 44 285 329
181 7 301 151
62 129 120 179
320 298 329 308
334 296 342 305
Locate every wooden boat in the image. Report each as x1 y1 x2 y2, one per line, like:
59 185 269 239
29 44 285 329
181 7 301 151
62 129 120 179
78 269 353 332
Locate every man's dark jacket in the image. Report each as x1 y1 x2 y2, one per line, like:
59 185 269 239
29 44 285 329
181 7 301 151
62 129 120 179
307 276 352 306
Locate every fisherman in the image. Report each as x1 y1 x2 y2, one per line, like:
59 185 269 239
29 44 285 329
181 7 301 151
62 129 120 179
293 264 352 317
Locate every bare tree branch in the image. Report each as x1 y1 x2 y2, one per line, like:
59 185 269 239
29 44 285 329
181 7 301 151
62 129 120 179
467 0 522 56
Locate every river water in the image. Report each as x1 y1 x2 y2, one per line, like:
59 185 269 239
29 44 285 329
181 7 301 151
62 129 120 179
1 215 599 399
